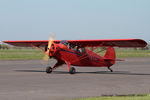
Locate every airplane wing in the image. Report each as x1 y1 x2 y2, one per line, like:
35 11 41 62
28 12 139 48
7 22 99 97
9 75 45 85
3 39 147 47
2 40 61 47
67 39 147 47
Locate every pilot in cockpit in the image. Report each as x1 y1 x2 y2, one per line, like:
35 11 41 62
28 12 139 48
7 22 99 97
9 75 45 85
60 40 85 53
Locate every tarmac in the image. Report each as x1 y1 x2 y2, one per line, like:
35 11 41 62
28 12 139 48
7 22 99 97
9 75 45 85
0 58 150 100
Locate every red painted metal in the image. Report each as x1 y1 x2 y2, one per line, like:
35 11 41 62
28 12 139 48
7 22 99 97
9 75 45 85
3 39 147 73
3 39 147 47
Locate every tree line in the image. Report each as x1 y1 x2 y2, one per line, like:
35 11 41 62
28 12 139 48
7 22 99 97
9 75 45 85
0 44 9 49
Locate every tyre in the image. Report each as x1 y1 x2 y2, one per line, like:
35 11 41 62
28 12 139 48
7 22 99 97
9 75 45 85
46 66 52 74
69 67 76 74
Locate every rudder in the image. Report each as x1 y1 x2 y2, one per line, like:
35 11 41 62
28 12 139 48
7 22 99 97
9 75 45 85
104 47 116 65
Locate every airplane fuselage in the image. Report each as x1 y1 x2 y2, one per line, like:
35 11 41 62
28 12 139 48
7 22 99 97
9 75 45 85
52 43 114 67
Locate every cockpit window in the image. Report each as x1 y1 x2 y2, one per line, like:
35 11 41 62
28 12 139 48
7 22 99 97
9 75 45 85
60 40 68 46
77 47 86 53
70 44 86 54
69 44 76 50
60 41 86 54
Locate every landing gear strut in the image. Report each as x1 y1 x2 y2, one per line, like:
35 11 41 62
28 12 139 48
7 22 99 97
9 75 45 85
107 67 113 72
45 60 76 74
69 67 76 74
46 66 52 73
46 60 64 74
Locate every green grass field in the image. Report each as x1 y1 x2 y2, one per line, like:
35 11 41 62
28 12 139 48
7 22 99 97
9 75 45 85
0 49 44 60
0 49 150 60
98 49 150 57
71 94 150 100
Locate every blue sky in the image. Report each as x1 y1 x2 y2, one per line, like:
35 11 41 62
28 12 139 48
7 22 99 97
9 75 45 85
0 0 150 43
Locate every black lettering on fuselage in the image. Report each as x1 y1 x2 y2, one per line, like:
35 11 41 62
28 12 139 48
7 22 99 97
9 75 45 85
91 56 100 63
84 54 100 63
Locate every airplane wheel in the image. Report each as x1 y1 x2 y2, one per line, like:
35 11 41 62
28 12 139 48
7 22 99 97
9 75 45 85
69 67 76 74
46 66 52 74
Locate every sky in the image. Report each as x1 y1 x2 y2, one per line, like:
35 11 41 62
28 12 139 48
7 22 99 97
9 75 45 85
0 0 150 43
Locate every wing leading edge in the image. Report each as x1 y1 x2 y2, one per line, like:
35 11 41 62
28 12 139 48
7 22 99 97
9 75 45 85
3 39 147 47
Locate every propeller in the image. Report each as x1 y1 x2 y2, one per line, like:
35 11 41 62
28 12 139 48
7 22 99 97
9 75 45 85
43 35 54 62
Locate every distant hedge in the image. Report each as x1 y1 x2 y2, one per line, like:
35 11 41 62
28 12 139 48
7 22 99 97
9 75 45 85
0 44 9 49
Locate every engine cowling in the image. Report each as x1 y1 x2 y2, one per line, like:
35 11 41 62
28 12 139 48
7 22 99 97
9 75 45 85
44 43 57 58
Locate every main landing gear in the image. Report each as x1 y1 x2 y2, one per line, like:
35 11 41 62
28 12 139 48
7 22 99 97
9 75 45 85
46 66 52 73
46 66 76 74
107 67 113 72
69 67 76 74
45 60 76 74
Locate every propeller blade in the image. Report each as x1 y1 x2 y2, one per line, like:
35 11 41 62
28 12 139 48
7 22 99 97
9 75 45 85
43 35 54 61
47 36 54 55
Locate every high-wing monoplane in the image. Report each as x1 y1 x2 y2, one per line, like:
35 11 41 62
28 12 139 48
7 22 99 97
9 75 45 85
3 38 147 74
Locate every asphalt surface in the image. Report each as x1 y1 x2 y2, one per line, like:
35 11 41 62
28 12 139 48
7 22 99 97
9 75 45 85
0 58 150 100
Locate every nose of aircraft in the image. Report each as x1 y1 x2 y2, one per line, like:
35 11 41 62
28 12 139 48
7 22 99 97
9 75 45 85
48 41 69 57
49 43 57 57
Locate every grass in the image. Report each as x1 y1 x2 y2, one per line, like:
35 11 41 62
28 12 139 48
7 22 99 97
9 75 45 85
0 49 44 60
98 49 150 57
71 94 150 100
0 49 150 60
116 49 150 57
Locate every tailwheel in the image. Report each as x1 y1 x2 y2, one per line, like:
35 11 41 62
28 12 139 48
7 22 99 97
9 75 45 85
69 67 76 74
107 67 113 72
46 66 52 74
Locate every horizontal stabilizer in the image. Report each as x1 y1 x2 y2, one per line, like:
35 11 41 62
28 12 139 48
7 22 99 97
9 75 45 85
104 58 124 61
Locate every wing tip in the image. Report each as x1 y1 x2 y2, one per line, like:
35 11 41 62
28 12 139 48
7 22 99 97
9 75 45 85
135 39 148 47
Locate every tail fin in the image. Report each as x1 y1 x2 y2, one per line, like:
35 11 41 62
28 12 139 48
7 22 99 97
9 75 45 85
104 47 116 65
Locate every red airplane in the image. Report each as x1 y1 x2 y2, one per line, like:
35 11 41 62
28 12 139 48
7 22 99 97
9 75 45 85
3 39 147 74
